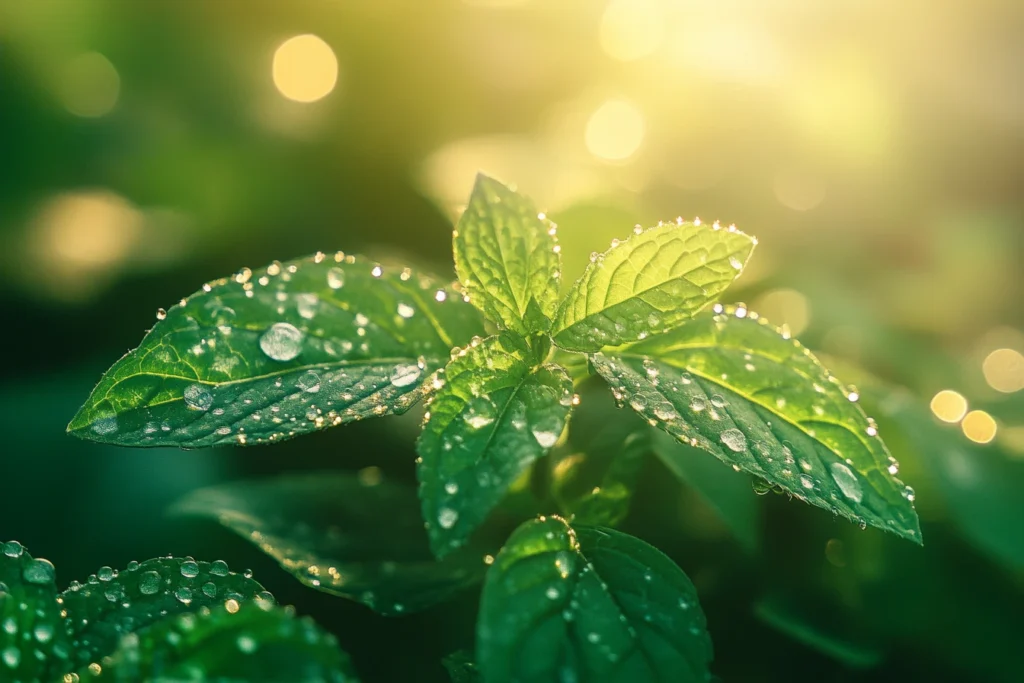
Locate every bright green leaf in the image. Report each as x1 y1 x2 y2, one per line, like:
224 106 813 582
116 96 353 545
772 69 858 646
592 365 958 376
59 556 269 670
171 471 486 615
0 541 72 681
83 601 359 682
68 253 484 447
551 219 755 352
590 307 921 543
454 174 561 334
649 431 760 553
417 333 573 557
477 517 713 683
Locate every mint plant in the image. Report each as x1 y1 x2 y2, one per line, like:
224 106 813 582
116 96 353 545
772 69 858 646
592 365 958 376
70 174 920 681
0 540 355 681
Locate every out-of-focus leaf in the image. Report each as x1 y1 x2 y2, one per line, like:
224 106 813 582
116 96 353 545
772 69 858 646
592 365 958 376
591 307 921 543
59 556 268 670
172 472 486 616
454 173 561 334
83 602 359 682
754 595 884 669
442 650 482 682
649 431 760 553
68 253 484 447
551 220 754 352
417 333 573 557
477 516 713 683
0 540 72 681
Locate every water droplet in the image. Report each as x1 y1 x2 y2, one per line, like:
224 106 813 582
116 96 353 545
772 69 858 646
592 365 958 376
397 303 415 319
96 566 114 581
259 323 303 361
545 587 560 600
371 265 383 278
830 463 863 503
327 268 345 289
22 558 55 585
209 560 229 577
438 508 459 529
174 586 193 604
800 474 814 489
139 570 162 595
720 428 747 452
2 646 20 669
180 560 200 578
91 415 118 435
237 634 258 654
463 397 496 429
710 394 728 408
296 293 318 319
689 397 707 412
531 415 563 448
729 256 744 270
444 481 459 495
155 307 167 320
3 541 23 558
183 384 213 411
297 371 321 393
201 582 217 598
33 622 53 643
390 364 422 388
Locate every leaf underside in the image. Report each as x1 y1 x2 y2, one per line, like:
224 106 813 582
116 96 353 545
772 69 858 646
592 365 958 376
477 517 713 683
417 332 573 557
172 472 486 616
68 253 484 447
552 220 755 352
590 307 921 543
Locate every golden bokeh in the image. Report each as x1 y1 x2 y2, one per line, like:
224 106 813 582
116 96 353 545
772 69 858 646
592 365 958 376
59 52 120 117
930 389 968 424
961 409 997 444
599 0 665 62
982 348 1024 393
585 99 645 162
752 289 810 337
272 34 338 103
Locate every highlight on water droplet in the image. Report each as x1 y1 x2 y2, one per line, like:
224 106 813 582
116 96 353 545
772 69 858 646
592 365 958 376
259 322 304 361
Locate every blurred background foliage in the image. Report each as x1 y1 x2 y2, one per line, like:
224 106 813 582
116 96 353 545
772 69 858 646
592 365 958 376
1 1 1022 681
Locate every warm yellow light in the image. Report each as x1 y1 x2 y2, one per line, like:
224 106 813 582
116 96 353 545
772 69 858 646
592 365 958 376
272 34 338 103
585 99 645 162
773 170 826 212
599 0 664 62
930 390 968 424
59 52 120 117
962 410 997 444
982 348 1024 393
752 289 810 337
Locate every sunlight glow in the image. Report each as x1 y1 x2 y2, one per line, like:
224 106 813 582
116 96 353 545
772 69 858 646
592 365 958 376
599 0 664 62
585 99 645 162
273 34 338 103
982 348 1024 393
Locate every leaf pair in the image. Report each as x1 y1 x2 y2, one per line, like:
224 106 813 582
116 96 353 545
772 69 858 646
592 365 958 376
0 541 357 681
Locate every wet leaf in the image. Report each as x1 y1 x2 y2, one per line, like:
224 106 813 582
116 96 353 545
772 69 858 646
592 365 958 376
454 174 561 334
83 601 359 682
171 471 486 615
68 253 484 447
59 556 268 670
0 540 72 681
649 431 760 552
477 517 713 683
551 219 754 352
590 307 921 544
417 333 573 557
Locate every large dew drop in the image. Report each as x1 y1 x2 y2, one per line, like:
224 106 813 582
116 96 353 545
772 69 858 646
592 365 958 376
22 558 56 585
183 384 213 411
829 462 863 503
720 428 747 452
259 323 303 361
390 364 422 388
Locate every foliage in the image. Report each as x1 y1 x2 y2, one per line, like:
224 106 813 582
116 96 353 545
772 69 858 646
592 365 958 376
70 174 923 681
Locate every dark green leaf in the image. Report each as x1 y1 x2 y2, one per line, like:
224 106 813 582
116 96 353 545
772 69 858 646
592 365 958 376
83 601 359 682
417 333 573 557
454 174 561 334
754 596 884 669
172 471 487 615
0 540 72 680
649 431 760 552
552 219 755 352
443 650 482 682
59 556 268 670
590 307 921 543
68 253 484 447
477 516 713 683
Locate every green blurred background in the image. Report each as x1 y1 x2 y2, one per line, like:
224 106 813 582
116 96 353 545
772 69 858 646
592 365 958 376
1 1 1022 681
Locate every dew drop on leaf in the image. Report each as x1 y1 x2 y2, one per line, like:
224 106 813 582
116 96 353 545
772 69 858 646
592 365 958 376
138 570 162 595
326 267 345 289
296 371 321 393
719 428 747 452
829 462 863 503
22 558 55 585
259 323 304 361
183 384 213 411
438 508 459 529
389 364 422 388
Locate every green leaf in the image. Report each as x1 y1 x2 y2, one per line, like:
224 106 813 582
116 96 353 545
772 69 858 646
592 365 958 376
590 307 921 543
453 174 561 334
551 380 649 527
59 556 269 670
417 333 574 557
551 219 755 352
171 471 487 615
477 516 713 683
443 650 482 682
0 541 72 680
68 253 484 447
649 431 760 553
754 595 884 669
83 601 359 682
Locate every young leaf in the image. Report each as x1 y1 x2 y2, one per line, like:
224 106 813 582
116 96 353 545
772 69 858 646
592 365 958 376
590 307 921 543
552 219 755 352
649 431 760 553
454 174 561 334
417 333 573 557
81 601 360 682
0 541 73 681
59 556 269 670
477 516 713 683
68 253 484 447
171 471 486 615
